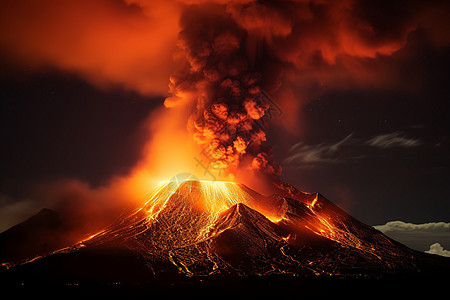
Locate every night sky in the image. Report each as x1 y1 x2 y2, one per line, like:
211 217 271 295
0 0 449 255
279 39 450 225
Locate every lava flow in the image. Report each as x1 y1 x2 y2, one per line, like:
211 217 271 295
3 178 450 285
77 179 280 250
8 178 421 281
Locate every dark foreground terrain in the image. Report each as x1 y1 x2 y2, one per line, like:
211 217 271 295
1 272 448 297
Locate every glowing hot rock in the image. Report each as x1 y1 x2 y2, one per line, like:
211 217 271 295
10 178 436 279
81 179 276 250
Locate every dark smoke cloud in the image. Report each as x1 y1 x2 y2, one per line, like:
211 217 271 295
163 0 450 179
2 0 448 178
165 4 282 179
1 0 449 184
1 0 448 96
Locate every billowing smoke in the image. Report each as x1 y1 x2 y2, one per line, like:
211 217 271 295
165 4 282 179
161 0 422 179
1 0 450 233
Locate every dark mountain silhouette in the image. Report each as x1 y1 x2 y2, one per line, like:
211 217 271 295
0 208 79 264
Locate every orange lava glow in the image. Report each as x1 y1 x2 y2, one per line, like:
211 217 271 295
3 1 445 278
0 0 432 189
10 179 414 278
3 1 447 232
80 179 268 245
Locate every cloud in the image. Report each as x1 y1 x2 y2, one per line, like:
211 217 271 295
2 0 450 98
0 0 181 96
366 131 422 148
425 243 450 257
283 130 424 168
374 221 450 233
374 221 450 252
283 133 360 167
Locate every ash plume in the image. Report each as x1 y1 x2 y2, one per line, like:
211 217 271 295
162 0 423 179
166 4 282 179
1 0 450 232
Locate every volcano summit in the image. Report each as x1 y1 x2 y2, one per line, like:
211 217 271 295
1 180 449 289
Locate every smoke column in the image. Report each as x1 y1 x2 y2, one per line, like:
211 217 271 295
162 0 418 181
165 4 282 181
1 0 449 231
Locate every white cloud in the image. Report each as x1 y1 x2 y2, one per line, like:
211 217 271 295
373 221 450 252
425 243 450 257
374 221 450 233
366 131 422 148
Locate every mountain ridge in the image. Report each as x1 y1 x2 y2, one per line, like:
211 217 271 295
1 180 450 286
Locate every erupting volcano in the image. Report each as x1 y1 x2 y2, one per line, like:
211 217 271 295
1 0 450 293
2 178 449 288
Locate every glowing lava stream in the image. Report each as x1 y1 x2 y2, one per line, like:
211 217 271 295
19 179 397 272
140 180 248 242
77 179 377 260
141 180 244 220
79 180 262 247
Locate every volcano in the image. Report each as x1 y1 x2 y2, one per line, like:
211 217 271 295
1 180 449 290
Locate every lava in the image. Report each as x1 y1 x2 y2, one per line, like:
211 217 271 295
64 179 411 268
31 179 387 258
79 180 261 247
3 178 443 284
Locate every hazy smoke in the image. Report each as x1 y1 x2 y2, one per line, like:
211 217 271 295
1 0 449 180
162 0 422 178
1 0 450 232
1 0 448 96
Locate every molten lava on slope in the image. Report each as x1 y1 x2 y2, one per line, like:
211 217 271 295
2 179 450 286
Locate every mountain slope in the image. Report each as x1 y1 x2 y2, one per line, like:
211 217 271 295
0 208 82 264
1 180 450 286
